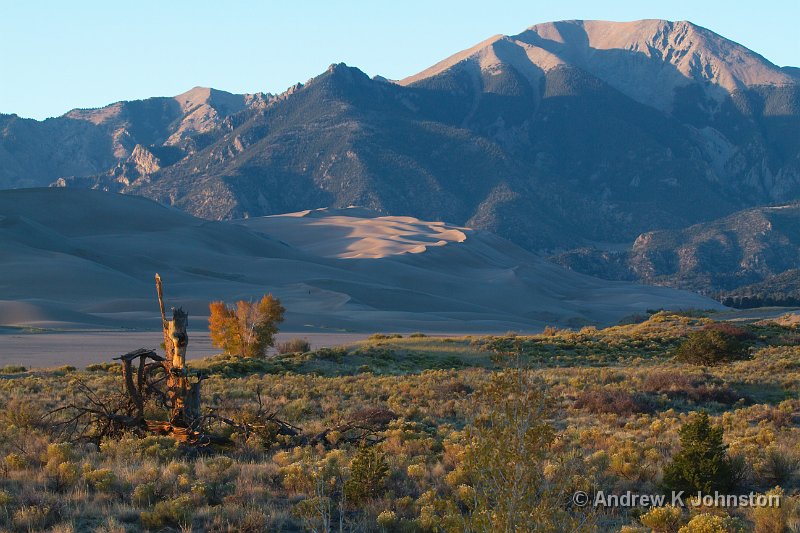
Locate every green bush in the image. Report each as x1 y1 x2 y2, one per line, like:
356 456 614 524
662 412 739 494
133 482 161 507
674 329 749 365
84 467 117 493
344 446 389 504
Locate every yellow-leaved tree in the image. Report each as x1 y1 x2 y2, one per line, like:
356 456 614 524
208 294 285 358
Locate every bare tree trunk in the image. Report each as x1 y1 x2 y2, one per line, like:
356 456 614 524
120 356 143 419
156 274 195 427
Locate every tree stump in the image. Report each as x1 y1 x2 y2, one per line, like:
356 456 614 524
156 274 200 427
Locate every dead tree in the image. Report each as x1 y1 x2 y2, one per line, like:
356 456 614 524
310 407 397 447
156 274 200 427
47 275 207 444
115 348 166 421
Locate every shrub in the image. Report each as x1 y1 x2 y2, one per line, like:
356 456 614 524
43 443 75 472
0 365 26 374
1 398 42 428
275 337 311 354
640 505 685 532
314 346 348 361
195 456 237 504
344 446 389 504
542 325 559 336
86 362 118 372
461 369 594 531
377 509 397 529
292 496 333 531
209 294 285 358
368 333 403 340
409 332 427 338
662 412 738 494
100 435 180 462
84 468 117 493
703 322 756 341
677 513 745 533
643 371 698 393
133 482 160 507
574 389 655 415
701 322 755 340
674 329 749 365
642 372 742 404
140 495 193 529
751 487 792 533
12 505 54 531
760 447 799 486
5 452 27 470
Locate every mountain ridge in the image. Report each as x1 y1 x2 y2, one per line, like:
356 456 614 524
0 19 797 256
551 202 800 300
400 19 796 112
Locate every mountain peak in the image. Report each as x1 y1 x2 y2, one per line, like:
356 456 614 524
323 62 371 81
401 19 796 111
174 86 214 109
172 86 248 114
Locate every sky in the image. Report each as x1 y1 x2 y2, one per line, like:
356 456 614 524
1 0 798 120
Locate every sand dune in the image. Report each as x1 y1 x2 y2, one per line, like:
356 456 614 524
0 189 723 338
242 207 468 259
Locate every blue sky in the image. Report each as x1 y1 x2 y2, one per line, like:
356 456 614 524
2 0 798 119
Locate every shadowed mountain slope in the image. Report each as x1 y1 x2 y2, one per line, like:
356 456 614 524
552 204 800 303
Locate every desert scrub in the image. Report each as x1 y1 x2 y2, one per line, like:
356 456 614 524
0 318 798 530
100 435 180 463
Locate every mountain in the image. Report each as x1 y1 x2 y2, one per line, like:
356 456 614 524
2 19 798 252
552 203 800 303
401 20 795 111
0 188 721 331
0 87 270 189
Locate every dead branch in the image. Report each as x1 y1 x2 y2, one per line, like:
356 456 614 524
311 407 397 447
